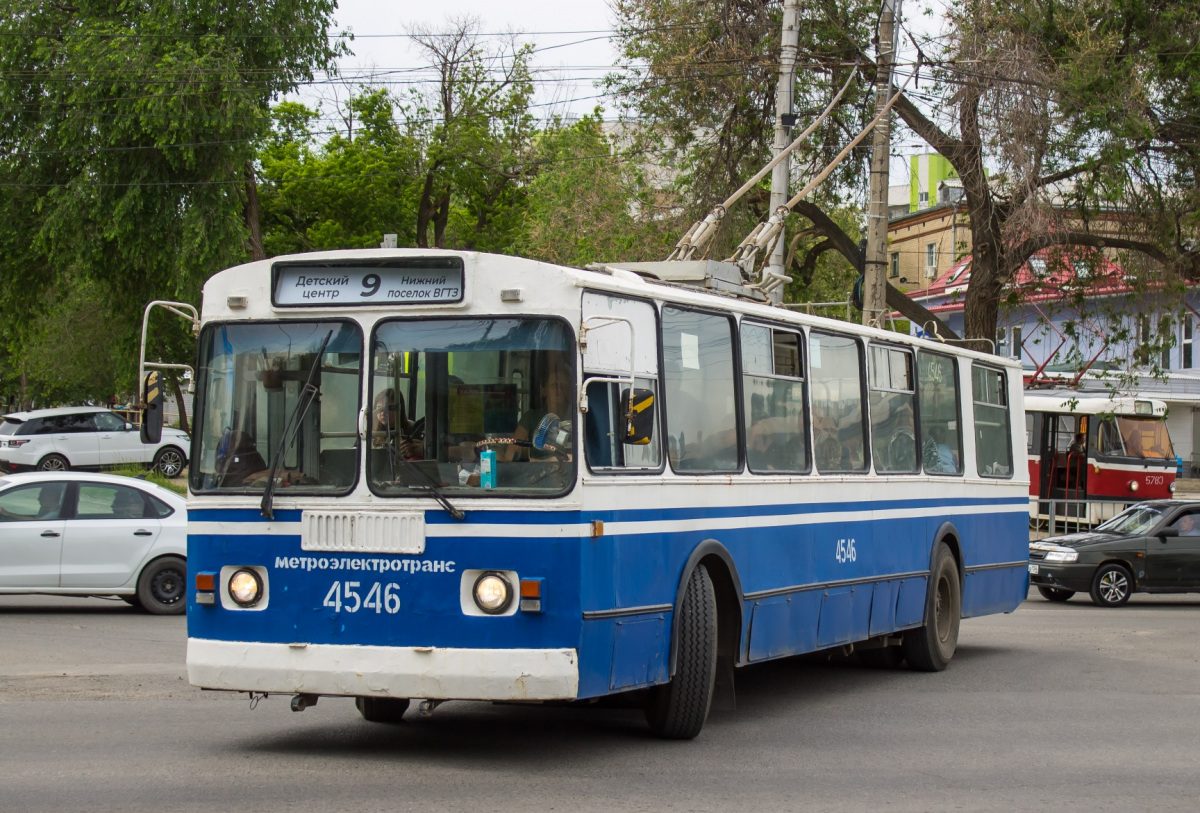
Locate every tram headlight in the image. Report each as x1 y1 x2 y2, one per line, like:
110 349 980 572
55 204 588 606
1170 480 1177 493
228 568 264 607
472 572 513 614
1129 480 1139 493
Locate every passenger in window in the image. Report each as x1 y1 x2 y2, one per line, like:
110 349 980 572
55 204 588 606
923 432 959 473
505 355 572 462
372 388 423 461
1068 433 1087 455
1173 514 1200 536
35 489 62 520
111 490 145 519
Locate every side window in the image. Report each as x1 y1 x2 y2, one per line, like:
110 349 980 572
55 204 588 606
63 413 97 434
1170 511 1200 536
581 293 661 471
76 484 149 519
147 494 176 518
663 307 738 473
810 332 867 473
0 482 67 521
94 412 127 432
918 351 963 475
973 364 1013 477
742 323 808 473
869 345 917 473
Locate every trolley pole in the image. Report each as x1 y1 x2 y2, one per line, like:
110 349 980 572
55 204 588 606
766 0 802 304
863 0 901 326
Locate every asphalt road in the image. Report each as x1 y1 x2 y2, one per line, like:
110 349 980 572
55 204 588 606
1 591 1198 812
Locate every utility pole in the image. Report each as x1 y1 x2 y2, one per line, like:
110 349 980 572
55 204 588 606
863 0 901 326
766 0 802 304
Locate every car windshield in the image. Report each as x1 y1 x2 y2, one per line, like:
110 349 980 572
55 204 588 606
190 320 363 494
1095 505 1164 535
369 318 576 496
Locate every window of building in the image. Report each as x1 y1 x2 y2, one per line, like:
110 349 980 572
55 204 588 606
1184 319 1194 369
890 252 899 278
1011 326 1023 360
925 243 937 269
918 191 929 206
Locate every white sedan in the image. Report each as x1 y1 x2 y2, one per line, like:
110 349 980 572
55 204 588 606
0 472 186 614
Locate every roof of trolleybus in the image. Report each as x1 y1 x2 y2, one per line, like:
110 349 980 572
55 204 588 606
1024 391 1169 419
200 248 1030 369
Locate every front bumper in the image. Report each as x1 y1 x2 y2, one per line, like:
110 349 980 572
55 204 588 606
187 638 580 701
1029 562 1094 593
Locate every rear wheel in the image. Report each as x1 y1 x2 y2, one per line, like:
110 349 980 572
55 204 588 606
645 563 717 739
902 542 961 672
152 446 186 478
36 454 69 472
136 556 187 615
356 696 410 723
1037 586 1075 602
1089 563 1133 607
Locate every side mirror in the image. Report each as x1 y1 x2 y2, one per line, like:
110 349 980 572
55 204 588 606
124 422 134 431
620 387 655 445
140 371 164 444
1158 527 1180 539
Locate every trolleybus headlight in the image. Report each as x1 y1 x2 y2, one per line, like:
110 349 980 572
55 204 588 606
228 568 264 607
473 572 513 614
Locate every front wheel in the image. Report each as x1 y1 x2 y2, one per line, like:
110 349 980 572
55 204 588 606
645 563 717 740
1089 563 1133 607
902 542 961 672
152 446 187 478
1037 586 1075 602
136 556 187 615
356 696 410 723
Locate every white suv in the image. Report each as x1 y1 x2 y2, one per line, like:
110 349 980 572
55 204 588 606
0 407 189 477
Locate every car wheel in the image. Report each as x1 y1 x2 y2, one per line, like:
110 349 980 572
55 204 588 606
1037 586 1075 602
645 563 717 740
136 556 187 615
152 446 187 478
36 454 69 472
356 696 410 723
902 542 961 672
1089 563 1133 607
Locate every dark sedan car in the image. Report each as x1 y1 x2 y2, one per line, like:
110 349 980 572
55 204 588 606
1029 500 1200 606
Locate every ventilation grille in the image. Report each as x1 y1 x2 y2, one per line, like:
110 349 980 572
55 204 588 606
301 511 426 554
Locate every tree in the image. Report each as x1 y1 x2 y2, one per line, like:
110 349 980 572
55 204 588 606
0 0 343 398
608 0 1200 343
402 17 537 250
512 113 675 267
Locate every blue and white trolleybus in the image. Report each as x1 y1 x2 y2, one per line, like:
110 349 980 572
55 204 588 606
181 249 1029 739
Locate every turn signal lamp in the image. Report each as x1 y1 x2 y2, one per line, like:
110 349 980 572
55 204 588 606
195 572 217 605
520 578 544 613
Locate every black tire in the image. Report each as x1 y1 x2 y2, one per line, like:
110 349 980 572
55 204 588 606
356 696 410 723
855 645 904 669
1089 563 1133 607
152 446 187 478
902 542 961 672
645 563 717 740
36 453 69 472
136 555 187 615
1037 586 1075 602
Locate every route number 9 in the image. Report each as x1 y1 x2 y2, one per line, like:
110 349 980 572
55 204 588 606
361 273 381 297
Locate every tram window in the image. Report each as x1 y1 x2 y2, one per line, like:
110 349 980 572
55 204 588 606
742 323 808 473
810 332 867 473
973 365 1013 478
868 345 917 473
663 308 738 473
917 351 963 475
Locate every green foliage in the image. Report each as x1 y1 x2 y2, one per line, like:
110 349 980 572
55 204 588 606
0 0 343 403
102 466 187 495
511 113 676 266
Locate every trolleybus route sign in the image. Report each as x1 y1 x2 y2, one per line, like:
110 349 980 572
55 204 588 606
273 264 464 306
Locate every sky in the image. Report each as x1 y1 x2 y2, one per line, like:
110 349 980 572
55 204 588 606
310 0 942 179
306 0 620 122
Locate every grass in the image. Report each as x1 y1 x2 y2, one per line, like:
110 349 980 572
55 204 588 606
101 465 187 496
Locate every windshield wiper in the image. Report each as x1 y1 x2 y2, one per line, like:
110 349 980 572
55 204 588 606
390 455 464 521
260 330 332 520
